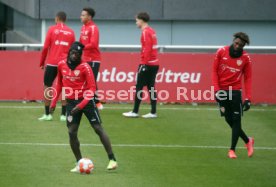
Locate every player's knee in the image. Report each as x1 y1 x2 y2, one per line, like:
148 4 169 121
69 132 77 140
232 114 241 123
68 128 78 140
93 124 103 135
232 117 242 130
224 117 232 126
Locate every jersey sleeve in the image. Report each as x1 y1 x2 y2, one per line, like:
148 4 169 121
212 48 222 92
83 26 99 50
77 65 96 109
50 63 63 108
141 30 152 64
40 27 52 67
243 55 252 100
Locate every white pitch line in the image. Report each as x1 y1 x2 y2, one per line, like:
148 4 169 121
0 105 275 111
0 142 275 150
0 106 43 109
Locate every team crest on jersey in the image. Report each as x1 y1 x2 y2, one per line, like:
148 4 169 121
74 70 80 76
67 115 73 122
220 107 225 113
237 60 243 66
54 29 59 34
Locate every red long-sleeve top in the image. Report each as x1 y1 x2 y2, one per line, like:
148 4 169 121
51 60 96 109
140 26 159 66
212 46 252 100
79 20 101 62
40 23 75 67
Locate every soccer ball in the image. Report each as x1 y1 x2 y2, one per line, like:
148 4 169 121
78 158 94 174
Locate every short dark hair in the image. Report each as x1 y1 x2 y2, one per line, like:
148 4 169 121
56 11 66 22
234 32 250 45
136 12 150 22
83 7 95 18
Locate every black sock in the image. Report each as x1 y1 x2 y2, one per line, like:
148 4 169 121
230 121 241 150
150 91 157 114
108 153 116 161
239 129 249 144
227 120 249 147
133 92 142 113
45 106 50 115
61 105 66 116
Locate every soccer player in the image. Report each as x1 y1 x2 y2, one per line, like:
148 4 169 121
39 11 75 121
212 32 254 159
79 7 103 110
50 42 117 171
123 12 159 118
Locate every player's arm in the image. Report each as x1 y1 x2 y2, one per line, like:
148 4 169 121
243 55 252 100
212 48 224 102
212 48 222 93
50 64 63 112
141 30 152 64
83 26 99 50
76 65 96 110
40 27 52 69
243 55 252 111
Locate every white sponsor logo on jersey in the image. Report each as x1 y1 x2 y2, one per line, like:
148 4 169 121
54 40 68 46
59 41 69 46
59 30 72 35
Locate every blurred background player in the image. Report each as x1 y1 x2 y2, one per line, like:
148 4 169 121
39 11 75 121
79 7 103 110
50 42 117 171
212 32 254 159
123 12 159 118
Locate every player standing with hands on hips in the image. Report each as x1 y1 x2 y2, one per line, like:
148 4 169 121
79 7 103 110
212 32 254 159
123 12 159 118
50 42 118 171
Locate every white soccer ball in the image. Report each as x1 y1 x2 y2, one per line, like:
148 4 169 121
78 158 94 174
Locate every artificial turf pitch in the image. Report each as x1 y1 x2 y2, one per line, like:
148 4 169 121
0 102 275 187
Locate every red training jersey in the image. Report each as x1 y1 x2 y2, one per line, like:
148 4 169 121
40 23 75 67
79 20 101 62
212 46 252 100
140 26 159 66
51 60 96 109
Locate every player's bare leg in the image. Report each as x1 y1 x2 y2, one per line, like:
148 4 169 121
92 124 117 170
68 123 82 162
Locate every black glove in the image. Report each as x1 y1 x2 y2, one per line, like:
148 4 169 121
243 100 251 111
